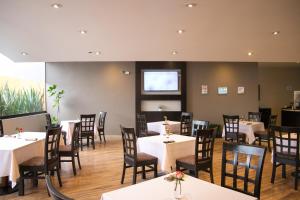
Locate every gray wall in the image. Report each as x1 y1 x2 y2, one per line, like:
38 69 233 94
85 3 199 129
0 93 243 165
46 62 135 134
187 62 259 124
258 64 300 122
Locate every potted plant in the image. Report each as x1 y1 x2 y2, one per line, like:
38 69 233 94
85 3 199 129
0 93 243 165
47 84 64 125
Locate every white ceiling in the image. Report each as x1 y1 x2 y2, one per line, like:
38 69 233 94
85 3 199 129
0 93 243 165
0 0 299 62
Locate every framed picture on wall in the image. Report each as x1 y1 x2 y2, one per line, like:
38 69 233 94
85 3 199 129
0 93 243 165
201 85 208 94
237 86 245 94
218 87 228 95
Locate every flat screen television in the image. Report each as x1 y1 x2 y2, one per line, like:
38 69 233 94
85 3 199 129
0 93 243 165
142 70 181 95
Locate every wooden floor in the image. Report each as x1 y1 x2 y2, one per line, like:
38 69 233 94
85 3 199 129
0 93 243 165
1 136 300 200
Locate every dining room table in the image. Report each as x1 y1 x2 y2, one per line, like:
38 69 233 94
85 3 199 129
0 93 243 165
147 120 181 135
137 134 195 173
222 120 265 144
100 173 257 200
0 132 47 188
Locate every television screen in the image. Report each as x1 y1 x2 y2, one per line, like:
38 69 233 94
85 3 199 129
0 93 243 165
144 71 179 91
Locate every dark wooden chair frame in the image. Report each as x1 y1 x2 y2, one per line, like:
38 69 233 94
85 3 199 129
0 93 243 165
97 111 107 143
136 114 159 137
270 126 300 190
45 175 73 200
79 114 96 150
254 115 277 152
19 127 62 196
0 119 4 137
223 115 246 143
191 120 209 137
120 126 158 184
180 112 193 136
221 142 266 199
176 129 215 183
248 112 261 122
59 122 82 176
46 113 67 145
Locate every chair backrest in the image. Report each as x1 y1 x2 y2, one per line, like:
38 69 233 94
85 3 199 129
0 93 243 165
71 122 81 151
98 111 107 129
195 129 215 165
80 114 96 133
192 120 209 137
248 112 261 122
221 142 266 199
268 115 277 128
180 112 193 136
270 126 300 163
46 113 52 127
120 126 137 161
136 113 148 137
44 127 61 172
0 119 4 137
223 115 239 141
45 175 74 200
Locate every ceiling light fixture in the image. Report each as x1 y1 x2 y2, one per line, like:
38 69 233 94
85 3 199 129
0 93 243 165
122 70 130 75
272 31 280 36
79 30 87 35
185 3 197 8
248 52 253 56
95 51 101 55
177 29 185 34
51 3 63 9
21 51 28 56
172 50 178 55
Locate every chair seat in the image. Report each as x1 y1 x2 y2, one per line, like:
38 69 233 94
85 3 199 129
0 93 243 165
59 145 72 152
20 156 44 167
147 131 160 136
254 130 267 137
137 153 157 162
177 155 195 165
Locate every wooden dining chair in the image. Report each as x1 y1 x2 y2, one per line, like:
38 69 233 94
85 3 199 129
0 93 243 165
270 126 300 190
136 114 159 137
0 119 4 137
79 114 96 150
45 113 67 145
176 129 215 183
223 115 246 143
191 120 209 137
180 112 193 136
45 175 73 200
120 126 158 184
59 122 81 176
97 111 107 143
248 112 261 122
254 115 277 152
221 142 266 199
18 127 62 196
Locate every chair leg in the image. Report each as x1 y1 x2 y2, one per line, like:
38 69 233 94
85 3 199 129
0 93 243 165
121 162 126 184
99 132 102 143
92 135 95 149
77 152 82 169
80 137 83 151
142 166 146 179
72 155 76 176
154 163 158 178
56 167 62 187
194 168 198 178
210 163 214 183
18 170 24 196
103 132 106 143
295 166 299 190
133 166 137 184
268 137 271 152
271 162 276 184
87 137 90 147
33 171 38 187
282 164 286 178
258 137 262 145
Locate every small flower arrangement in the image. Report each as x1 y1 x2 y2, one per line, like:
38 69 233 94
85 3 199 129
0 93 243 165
164 171 185 195
16 127 23 133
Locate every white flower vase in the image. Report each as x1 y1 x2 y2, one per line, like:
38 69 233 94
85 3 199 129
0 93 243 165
174 180 184 199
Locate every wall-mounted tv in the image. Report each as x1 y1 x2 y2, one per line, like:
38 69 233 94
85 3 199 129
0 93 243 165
142 69 181 95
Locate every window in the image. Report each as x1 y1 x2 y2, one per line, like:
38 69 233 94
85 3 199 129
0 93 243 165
0 53 45 117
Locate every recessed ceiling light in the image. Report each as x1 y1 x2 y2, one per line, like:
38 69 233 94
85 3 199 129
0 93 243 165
185 3 197 8
95 51 101 55
177 29 185 34
79 30 87 35
21 51 28 56
172 50 178 55
248 52 253 56
122 70 130 75
51 3 63 9
88 51 93 54
272 31 280 36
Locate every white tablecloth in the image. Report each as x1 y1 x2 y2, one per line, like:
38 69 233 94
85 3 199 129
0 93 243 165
0 132 46 187
61 120 81 145
137 135 195 172
147 121 181 135
100 174 257 200
222 121 265 144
